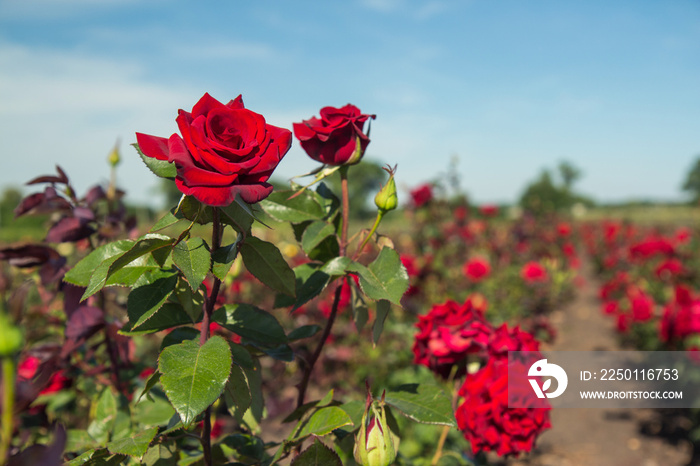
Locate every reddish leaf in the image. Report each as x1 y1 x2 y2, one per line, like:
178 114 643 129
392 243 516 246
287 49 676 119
84 185 106 205
62 283 87 318
65 306 105 340
45 216 95 243
0 244 61 268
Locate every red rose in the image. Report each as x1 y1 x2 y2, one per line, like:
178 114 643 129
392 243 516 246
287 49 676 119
456 358 551 456
520 261 548 283
293 105 375 166
136 93 291 206
409 184 433 208
479 204 499 217
412 297 493 378
487 324 540 362
463 257 490 282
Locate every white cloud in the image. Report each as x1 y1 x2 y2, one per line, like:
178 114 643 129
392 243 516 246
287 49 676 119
0 41 196 205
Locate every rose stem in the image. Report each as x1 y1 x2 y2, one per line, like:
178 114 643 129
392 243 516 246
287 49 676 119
431 374 461 465
296 280 344 408
200 208 223 466
0 358 15 466
339 165 350 257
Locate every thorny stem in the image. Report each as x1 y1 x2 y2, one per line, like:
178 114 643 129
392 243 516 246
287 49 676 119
339 165 350 257
200 208 223 466
0 358 15 466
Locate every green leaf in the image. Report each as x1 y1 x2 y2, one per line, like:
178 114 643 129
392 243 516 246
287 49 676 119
351 282 369 333
320 257 351 277
64 240 134 287
339 400 365 430
348 247 408 305
179 195 213 224
132 391 175 428
372 300 391 345
294 406 353 440
87 388 117 445
134 143 176 179
221 434 265 463
301 221 336 254
142 442 178 466
287 325 321 341
306 236 339 262
229 342 255 369
243 359 264 424
223 365 251 423
172 237 210 291
384 384 456 426
212 240 240 281
293 269 330 311
135 371 161 405
161 327 199 350
120 301 194 336
259 190 325 223
291 438 343 466
240 237 296 297
212 304 287 346
127 269 179 330
83 234 175 300
174 278 204 322
150 208 184 232
158 336 232 427
106 427 158 458
219 198 255 233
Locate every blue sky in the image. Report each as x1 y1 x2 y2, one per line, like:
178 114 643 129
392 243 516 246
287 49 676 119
1 0 698 207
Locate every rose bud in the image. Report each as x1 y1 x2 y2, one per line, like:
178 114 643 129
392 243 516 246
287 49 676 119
374 165 398 213
354 397 398 466
107 143 121 167
293 105 376 166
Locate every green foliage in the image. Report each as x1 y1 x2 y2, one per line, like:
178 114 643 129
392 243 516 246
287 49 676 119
682 155 700 203
158 336 233 427
519 162 593 216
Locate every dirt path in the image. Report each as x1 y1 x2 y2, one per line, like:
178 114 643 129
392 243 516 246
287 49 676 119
504 258 694 466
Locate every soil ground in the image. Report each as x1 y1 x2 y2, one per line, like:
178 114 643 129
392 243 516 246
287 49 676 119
498 257 696 466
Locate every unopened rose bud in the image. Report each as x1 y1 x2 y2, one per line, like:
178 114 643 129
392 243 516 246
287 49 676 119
108 144 121 167
354 401 398 466
374 165 398 213
0 312 22 357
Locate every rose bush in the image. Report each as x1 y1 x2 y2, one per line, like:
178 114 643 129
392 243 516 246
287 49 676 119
293 104 375 166
136 93 292 206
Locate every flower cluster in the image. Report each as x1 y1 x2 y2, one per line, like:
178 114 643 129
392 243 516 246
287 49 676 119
413 296 551 456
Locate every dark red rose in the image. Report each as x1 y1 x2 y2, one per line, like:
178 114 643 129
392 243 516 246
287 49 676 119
628 288 653 322
293 104 375 166
409 184 433 208
463 257 491 282
412 297 493 378
136 93 291 206
456 358 551 457
655 258 684 280
479 204 499 217
520 261 547 283
660 285 700 342
487 324 540 362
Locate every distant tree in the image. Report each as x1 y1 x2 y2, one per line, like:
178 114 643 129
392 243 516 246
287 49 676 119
519 162 592 216
681 156 700 204
558 160 582 190
159 178 183 209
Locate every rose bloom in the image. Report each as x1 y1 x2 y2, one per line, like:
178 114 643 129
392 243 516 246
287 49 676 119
660 285 700 342
655 258 684 280
412 296 493 378
136 93 291 206
629 289 654 322
520 261 547 283
629 237 675 260
479 205 499 217
293 105 375 166
410 184 433 208
456 358 551 457
463 257 491 282
487 324 540 363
